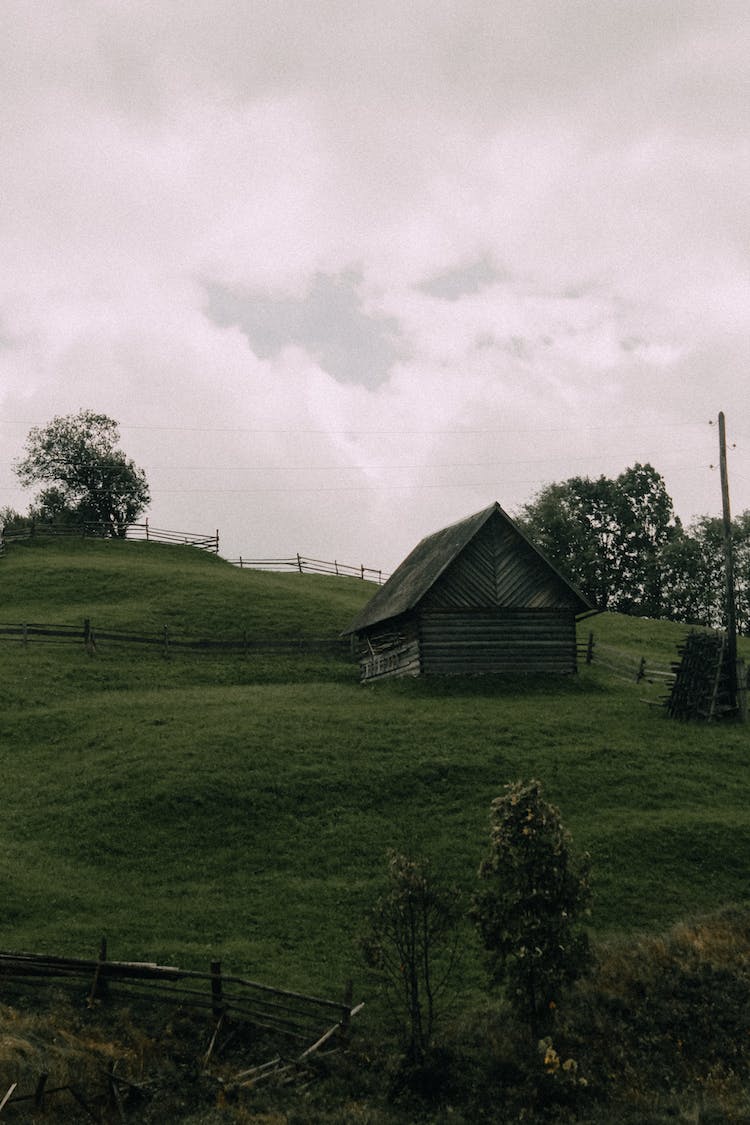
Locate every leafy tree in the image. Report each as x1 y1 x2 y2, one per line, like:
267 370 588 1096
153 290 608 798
361 850 462 1063
472 780 592 1041
661 513 750 634
15 410 149 537
518 463 677 615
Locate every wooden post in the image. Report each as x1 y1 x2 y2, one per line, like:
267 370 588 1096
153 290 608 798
736 659 748 723
339 979 353 1046
34 1074 48 1108
89 936 108 1004
718 412 739 707
145 518 149 542
210 960 224 1017
297 553 303 574
636 657 646 682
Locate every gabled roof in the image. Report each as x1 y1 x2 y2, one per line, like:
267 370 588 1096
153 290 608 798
343 502 596 635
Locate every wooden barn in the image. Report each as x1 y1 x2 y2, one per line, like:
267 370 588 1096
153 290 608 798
343 502 597 682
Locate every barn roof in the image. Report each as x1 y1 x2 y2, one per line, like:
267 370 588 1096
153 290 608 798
343 502 596 635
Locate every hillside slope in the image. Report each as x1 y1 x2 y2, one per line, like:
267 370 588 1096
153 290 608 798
1 537 748 1002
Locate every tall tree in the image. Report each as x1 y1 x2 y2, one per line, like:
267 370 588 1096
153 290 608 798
15 410 150 537
518 463 677 615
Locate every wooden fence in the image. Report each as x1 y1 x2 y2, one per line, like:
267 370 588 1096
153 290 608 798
0 619 350 658
0 522 388 582
592 640 676 705
0 519 220 552
0 942 362 1117
0 945 356 1044
227 554 388 583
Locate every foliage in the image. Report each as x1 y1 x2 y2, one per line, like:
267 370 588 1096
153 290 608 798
15 409 150 536
518 462 678 615
472 780 592 1039
361 851 462 1064
0 505 27 530
661 512 750 634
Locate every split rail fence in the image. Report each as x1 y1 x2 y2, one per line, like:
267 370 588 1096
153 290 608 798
592 640 677 707
0 943 362 1117
0 946 356 1045
0 620 350 659
227 554 387 583
0 522 387 581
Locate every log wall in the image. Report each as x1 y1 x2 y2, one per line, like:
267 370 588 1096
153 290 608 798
418 609 578 675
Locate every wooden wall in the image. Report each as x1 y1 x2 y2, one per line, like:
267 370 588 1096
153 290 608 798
418 608 578 675
356 608 579 680
357 616 421 681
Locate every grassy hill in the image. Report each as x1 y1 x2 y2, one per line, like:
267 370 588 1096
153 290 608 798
1 535 748 1007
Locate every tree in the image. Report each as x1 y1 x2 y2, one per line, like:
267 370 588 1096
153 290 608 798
518 463 677 615
472 780 592 1041
15 410 149 537
361 850 462 1064
660 513 750 634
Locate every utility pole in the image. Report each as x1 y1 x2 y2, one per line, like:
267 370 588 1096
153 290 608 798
718 411 739 708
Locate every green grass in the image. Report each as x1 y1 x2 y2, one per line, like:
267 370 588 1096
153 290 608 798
1 536 749 1004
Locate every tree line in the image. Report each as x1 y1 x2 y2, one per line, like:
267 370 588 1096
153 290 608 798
517 462 747 632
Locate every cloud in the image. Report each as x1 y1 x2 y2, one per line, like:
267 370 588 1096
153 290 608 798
1 2 749 571
205 272 403 387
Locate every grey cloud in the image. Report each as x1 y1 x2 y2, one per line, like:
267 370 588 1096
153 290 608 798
419 258 501 301
204 271 403 387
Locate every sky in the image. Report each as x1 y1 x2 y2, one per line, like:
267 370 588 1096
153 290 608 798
2 1 749 573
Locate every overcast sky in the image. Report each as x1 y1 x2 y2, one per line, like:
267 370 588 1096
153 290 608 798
2 1 749 572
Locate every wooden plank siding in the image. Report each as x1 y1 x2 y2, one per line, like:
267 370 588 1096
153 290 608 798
357 615 421 681
419 609 578 675
421 518 581 612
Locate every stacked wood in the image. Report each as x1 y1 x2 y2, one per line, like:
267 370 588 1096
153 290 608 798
665 632 737 722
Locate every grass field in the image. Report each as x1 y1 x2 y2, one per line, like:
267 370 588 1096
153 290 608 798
1 535 748 1007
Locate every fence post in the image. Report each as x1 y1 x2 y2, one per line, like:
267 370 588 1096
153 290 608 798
89 936 108 1004
145 518 149 542
34 1074 48 1109
360 564 364 579
215 530 219 554
297 553 303 574
339 979 353 1046
636 656 646 682
210 960 224 1016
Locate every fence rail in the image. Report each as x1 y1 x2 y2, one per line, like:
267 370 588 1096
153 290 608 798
1 519 220 552
0 521 388 581
0 943 361 1115
0 946 355 1044
0 619 351 658
591 641 676 708
227 554 387 583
